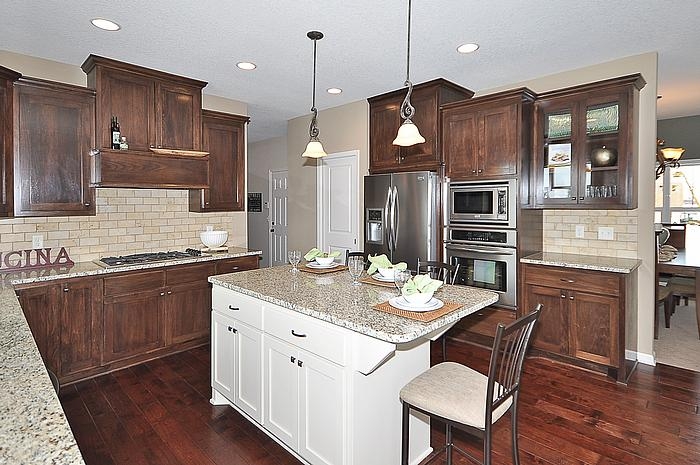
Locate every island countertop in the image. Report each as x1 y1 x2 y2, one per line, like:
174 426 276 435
209 265 499 344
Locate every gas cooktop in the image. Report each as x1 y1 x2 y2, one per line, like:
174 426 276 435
95 249 202 267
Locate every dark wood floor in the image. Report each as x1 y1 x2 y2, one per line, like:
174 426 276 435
60 341 700 465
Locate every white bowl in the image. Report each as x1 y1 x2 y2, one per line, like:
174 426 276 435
403 291 434 306
315 256 335 266
377 267 397 279
200 230 228 248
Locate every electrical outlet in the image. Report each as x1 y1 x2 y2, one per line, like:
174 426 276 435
575 225 585 238
597 227 614 240
32 235 44 249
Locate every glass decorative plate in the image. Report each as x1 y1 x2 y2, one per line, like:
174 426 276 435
586 104 619 134
547 113 571 139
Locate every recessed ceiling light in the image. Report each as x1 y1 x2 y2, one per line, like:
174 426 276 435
457 43 479 54
91 18 121 31
237 62 257 70
327 88 342 95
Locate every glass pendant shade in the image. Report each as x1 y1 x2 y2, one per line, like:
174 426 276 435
660 147 685 162
302 138 327 158
393 119 425 146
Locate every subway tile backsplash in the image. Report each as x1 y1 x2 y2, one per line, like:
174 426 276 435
0 189 247 262
542 209 638 258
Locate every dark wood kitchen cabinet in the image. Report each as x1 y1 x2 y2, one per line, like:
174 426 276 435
82 54 206 152
189 110 249 212
442 88 535 181
532 74 645 209
0 65 21 217
13 78 95 217
215 254 260 274
165 262 216 345
17 276 102 384
368 79 473 174
521 263 630 382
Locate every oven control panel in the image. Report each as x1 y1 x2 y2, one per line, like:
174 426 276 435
450 229 507 244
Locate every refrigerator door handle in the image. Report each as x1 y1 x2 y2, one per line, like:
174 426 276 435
384 186 393 251
392 186 399 251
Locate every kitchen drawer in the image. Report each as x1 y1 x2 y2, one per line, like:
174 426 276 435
104 270 165 296
166 262 216 285
523 264 619 297
215 255 259 275
264 305 348 365
212 286 263 330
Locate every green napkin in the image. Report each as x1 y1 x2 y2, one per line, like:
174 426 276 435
304 248 341 261
366 254 407 275
401 274 443 296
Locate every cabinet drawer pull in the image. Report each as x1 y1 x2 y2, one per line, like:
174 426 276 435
579 197 584 201
228 305 239 311
560 278 575 283
227 326 233 332
290 356 296 363
291 330 307 338
569 296 574 300
570 197 577 200
231 266 240 271
297 359 303 367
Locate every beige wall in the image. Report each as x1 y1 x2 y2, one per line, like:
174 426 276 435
248 136 288 267
0 50 251 261
287 100 369 253
480 52 658 360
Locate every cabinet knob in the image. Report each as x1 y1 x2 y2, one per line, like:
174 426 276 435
297 359 303 367
228 305 239 311
477 169 483 173
228 326 233 332
579 197 584 201
290 356 296 363
84 202 91 207
560 294 566 299
472 170 477 174
63 287 69 292
570 197 577 200
167 290 172 295
569 296 574 300
160 292 165 296
291 330 307 338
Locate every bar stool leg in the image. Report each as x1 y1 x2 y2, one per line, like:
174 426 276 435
401 403 409 465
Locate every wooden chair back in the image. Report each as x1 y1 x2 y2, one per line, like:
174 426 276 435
416 259 459 285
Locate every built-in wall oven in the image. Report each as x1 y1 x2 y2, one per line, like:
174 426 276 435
448 179 516 228
445 225 517 308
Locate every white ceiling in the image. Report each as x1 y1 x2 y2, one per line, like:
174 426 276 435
2 1 699 142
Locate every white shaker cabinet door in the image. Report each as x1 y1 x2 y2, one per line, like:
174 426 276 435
234 321 263 424
299 351 346 465
211 311 236 401
263 335 299 448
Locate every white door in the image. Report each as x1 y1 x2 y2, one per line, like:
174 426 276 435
263 335 299 448
317 151 359 261
269 170 289 267
211 311 235 402
234 321 263 424
298 351 346 465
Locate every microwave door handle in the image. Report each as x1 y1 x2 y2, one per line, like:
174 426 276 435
392 186 399 250
384 186 393 251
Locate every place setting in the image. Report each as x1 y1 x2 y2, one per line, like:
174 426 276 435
295 248 348 274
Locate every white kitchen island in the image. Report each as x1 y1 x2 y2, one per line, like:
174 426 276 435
209 266 498 465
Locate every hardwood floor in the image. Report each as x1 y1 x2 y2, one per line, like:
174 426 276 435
60 341 700 465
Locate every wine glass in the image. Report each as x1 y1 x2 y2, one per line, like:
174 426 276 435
348 257 364 286
288 250 301 272
394 269 412 296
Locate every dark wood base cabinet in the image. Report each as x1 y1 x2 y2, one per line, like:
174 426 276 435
16 256 259 386
521 263 632 383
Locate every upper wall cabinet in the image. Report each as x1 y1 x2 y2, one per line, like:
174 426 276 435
532 74 646 209
14 78 95 217
442 88 535 182
0 65 21 217
368 79 473 174
81 54 207 152
189 110 249 212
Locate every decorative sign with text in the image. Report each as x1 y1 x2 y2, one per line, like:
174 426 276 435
0 247 74 271
248 192 262 212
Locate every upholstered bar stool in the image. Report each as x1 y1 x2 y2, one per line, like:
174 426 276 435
400 306 541 465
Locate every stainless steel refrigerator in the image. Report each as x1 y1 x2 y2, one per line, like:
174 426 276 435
364 171 439 271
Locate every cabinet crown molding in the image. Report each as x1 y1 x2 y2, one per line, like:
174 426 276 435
537 73 646 100
81 54 207 89
367 77 473 103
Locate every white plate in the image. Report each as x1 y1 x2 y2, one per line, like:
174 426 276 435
389 296 444 312
371 273 395 283
306 261 341 269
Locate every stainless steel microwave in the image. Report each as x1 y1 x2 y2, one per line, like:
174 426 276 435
448 179 516 228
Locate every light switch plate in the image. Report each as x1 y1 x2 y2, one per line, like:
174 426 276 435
597 227 614 240
575 225 585 238
32 235 43 249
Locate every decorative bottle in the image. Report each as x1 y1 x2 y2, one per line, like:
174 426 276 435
111 116 121 149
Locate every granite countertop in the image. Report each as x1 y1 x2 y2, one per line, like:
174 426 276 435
209 265 499 344
0 247 261 465
520 252 642 274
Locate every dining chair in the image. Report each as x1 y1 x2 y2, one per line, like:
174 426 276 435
399 305 542 465
345 250 365 265
416 259 460 360
668 276 700 339
655 283 673 339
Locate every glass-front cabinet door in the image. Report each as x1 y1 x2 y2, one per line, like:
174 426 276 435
533 74 644 209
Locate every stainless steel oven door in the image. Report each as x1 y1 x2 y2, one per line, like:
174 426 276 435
445 243 517 308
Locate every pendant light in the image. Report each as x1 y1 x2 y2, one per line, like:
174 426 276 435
393 0 425 147
301 31 327 158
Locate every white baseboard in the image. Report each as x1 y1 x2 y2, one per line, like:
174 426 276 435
625 349 656 366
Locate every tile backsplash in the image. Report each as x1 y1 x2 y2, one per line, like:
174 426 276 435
542 209 638 258
0 189 247 263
